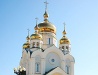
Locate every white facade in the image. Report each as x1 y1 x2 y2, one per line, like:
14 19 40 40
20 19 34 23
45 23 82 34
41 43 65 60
20 45 75 75
19 2 75 75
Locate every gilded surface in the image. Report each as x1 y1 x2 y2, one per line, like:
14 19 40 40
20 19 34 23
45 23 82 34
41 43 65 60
30 34 42 40
23 42 30 49
38 22 56 34
60 36 70 44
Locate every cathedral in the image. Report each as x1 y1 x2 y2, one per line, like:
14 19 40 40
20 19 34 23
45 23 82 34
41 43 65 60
19 1 75 75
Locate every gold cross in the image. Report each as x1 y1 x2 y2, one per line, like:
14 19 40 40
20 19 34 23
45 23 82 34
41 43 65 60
44 0 49 10
35 17 38 24
63 22 66 30
27 29 30 36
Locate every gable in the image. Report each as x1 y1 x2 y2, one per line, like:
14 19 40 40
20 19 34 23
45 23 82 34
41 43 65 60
45 67 67 75
44 45 64 60
65 54 75 63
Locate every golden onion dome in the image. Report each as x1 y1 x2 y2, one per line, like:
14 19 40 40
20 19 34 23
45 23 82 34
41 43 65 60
59 23 70 44
31 18 42 40
23 29 30 49
36 9 56 34
30 33 42 40
60 36 70 44
38 22 56 34
23 42 30 49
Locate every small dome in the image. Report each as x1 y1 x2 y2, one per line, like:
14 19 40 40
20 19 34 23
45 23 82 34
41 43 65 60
62 30 66 35
23 42 30 49
30 34 42 40
60 36 70 44
44 11 49 19
34 24 39 30
38 22 56 34
26 36 30 40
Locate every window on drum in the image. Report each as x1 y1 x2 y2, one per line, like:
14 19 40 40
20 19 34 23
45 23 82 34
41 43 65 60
49 38 50 44
37 42 39 47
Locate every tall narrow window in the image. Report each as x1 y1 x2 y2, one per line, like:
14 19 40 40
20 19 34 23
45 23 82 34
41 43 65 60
35 63 40 73
66 65 69 74
66 46 69 50
37 64 39 72
49 38 50 44
33 42 35 47
62 46 64 50
37 42 39 47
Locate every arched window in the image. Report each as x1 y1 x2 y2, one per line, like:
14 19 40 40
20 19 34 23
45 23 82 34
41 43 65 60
37 42 39 47
66 65 69 74
33 42 35 47
62 46 64 50
35 63 40 73
49 38 50 44
66 46 69 50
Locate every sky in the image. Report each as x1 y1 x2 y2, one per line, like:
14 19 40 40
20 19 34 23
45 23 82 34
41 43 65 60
0 0 98 75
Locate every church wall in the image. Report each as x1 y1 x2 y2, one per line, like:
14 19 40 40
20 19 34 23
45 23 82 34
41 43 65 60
17 1 75 75
30 40 43 49
40 32 57 49
70 61 74 75
35 55 41 73
20 45 75 75
64 54 75 75
45 52 61 72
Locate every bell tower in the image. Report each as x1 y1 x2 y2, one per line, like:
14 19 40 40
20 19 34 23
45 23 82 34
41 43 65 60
59 23 71 55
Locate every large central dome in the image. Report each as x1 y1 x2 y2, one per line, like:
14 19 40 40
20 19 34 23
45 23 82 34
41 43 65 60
36 10 56 34
38 21 56 34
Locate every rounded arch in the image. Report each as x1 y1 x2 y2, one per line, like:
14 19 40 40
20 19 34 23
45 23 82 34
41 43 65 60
65 54 75 63
22 50 28 60
22 50 28 56
31 50 43 58
45 52 61 72
44 47 64 60
35 55 41 62
35 55 41 73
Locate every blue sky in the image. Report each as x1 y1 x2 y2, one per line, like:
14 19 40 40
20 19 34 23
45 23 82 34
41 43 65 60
0 0 98 75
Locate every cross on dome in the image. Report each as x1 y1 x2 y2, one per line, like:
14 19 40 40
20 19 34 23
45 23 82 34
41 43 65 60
27 29 30 36
44 0 49 11
63 22 67 35
34 18 39 34
43 1 49 20
26 29 30 41
63 22 66 31
35 17 38 24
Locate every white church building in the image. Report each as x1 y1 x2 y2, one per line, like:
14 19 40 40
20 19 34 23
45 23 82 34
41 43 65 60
19 1 75 75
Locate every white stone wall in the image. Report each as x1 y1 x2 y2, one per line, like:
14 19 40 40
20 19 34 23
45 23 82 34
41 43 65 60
45 52 61 72
40 32 57 49
20 44 74 75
